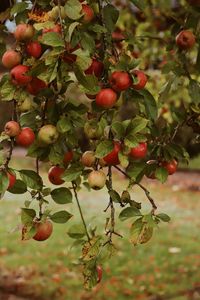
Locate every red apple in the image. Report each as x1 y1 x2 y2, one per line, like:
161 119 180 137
7 172 16 189
132 70 147 90
16 127 35 147
26 41 42 58
176 30 196 50
33 220 53 241
85 59 104 78
130 142 147 159
4 121 21 137
96 265 103 283
103 141 121 165
63 151 73 165
109 71 132 92
10 65 32 86
2 50 22 69
82 4 94 23
161 159 178 175
88 170 106 190
27 77 47 95
14 24 35 41
96 88 118 109
48 166 65 185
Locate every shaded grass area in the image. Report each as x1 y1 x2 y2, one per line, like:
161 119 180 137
0 174 200 300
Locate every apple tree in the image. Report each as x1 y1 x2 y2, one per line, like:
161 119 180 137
0 0 199 289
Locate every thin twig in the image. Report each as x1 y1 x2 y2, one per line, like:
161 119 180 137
57 0 65 39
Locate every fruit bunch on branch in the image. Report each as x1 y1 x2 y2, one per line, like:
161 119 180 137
0 0 199 289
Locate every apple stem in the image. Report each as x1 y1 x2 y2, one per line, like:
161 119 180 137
72 181 91 243
114 165 157 213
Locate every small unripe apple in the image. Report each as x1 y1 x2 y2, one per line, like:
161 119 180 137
14 24 35 41
88 170 106 190
26 41 42 58
7 171 16 189
48 166 65 185
85 59 104 78
2 50 22 69
132 70 147 90
161 159 178 175
17 98 37 112
96 88 118 109
63 151 73 165
109 71 132 92
84 122 103 140
16 127 35 147
103 141 121 165
37 125 59 145
176 30 196 50
27 77 47 95
10 65 32 86
4 121 21 137
129 142 147 159
33 220 53 241
82 4 94 23
96 265 103 283
81 151 96 167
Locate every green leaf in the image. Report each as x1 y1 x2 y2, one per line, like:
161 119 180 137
50 210 73 223
21 208 36 226
119 207 142 221
95 141 113 158
82 236 102 261
139 89 158 120
40 32 65 47
51 187 72 204
19 170 43 190
188 80 200 103
130 218 143 245
67 21 80 42
118 152 129 168
109 190 121 203
68 223 86 239
111 122 125 139
62 165 83 182
130 0 146 11
11 2 28 15
157 213 171 223
127 162 146 182
155 167 168 183
64 0 82 20
0 81 16 101
129 116 149 134
0 170 9 196
8 180 27 194
103 4 119 32
124 135 139 148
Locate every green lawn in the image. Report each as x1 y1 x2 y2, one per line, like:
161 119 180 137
0 172 200 300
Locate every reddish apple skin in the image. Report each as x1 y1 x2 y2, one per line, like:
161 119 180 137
85 59 104 78
27 77 47 95
96 88 118 109
82 4 94 23
10 65 32 86
130 142 147 159
14 24 35 41
63 151 73 165
176 30 196 50
162 159 178 175
33 220 53 241
26 41 42 58
42 24 61 34
2 50 22 69
132 70 147 90
187 0 200 6
16 127 35 147
103 141 121 165
48 166 65 185
96 265 103 283
7 172 16 189
4 121 21 137
109 71 132 92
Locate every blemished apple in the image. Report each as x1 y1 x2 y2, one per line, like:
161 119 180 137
14 24 35 41
2 50 22 69
33 220 53 241
96 88 118 109
37 125 59 145
81 151 96 167
48 166 65 185
10 65 32 86
129 142 147 159
88 170 106 190
16 127 35 147
4 121 21 137
109 71 132 92
176 30 196 50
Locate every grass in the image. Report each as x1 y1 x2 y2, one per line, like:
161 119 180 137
0 170 200 300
